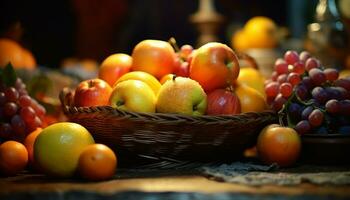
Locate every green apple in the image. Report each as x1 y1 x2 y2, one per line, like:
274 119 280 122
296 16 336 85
109 80 156 113
156 77 207 116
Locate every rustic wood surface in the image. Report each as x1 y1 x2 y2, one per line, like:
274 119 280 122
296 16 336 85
1 172 349 199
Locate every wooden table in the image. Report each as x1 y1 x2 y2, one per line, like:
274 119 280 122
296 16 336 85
1 170 350 200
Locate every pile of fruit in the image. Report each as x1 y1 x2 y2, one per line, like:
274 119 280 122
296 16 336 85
264 50 350 135
75 39 267 117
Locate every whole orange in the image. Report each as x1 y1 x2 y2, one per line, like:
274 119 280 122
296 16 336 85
99 53 132 86
78 144 117 181
0 141 28 176
257 124 301 167
131 40 177 79
24 128 42 165
0 38 24 68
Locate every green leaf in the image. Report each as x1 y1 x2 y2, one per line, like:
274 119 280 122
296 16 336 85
1 63 17 87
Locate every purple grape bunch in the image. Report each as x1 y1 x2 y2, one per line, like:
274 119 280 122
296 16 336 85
0 69 46 142
265 50 350 135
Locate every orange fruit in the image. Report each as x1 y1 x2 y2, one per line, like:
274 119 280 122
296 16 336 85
243 16 278 49
257 124 301 167
235 83 266 113
0 38 24 68
99 53 132 86
0 141 28 176
160 74 175 84
21 48 36 69
23 128 42 165
78 144 117 181
34 122 95 178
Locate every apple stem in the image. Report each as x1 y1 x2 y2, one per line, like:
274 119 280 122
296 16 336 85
88 80 95 87
116 100 124 107
172 74 177 82
168 37 180 52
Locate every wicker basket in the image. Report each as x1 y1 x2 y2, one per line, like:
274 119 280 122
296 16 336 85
59 88 277 163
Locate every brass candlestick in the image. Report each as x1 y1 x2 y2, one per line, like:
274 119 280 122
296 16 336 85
190 0 225 47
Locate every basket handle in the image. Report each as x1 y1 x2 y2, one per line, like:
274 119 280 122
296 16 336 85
59 87 75 108
236 52 259 70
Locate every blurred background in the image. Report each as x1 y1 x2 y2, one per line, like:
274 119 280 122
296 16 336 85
1 0 338 67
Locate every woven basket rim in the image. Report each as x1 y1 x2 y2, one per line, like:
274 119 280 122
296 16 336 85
60 87 276 123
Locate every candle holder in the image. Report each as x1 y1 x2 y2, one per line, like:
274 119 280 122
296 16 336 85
190 0 225 47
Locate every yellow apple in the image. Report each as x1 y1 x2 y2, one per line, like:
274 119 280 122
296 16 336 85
113 71 161 95
156 77 207 116
109 80 156 113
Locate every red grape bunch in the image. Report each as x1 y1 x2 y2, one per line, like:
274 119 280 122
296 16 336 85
265 50 350 135
0 75 46 142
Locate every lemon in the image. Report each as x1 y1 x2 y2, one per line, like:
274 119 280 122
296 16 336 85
237 68 266 97
34 122 95 178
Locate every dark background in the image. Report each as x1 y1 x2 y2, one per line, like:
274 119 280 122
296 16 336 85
0 0 319 68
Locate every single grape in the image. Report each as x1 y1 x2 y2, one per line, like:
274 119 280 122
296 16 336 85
18 95 32 107
34 104 46 117
295 84 309 100
301 106 314 120
4 87 19 102
299 51 311 62
265 82 279 98
280 82 293 98
26 116 42 132
334 78 350 91
180 45 193 61
312 87 328 104
287 72 301 86
292 61 305 75
272 93 287 111
277 74 288 84
324 68 339 81
301 76 314 90
294 120 311 135
3 102 18 117
20 106 36 123
284 50 299 65
275 62 289 74
308 109 324 127
15 78 25 90
309 68 326 86
325 99 340 114
11 114 26 137
305 58 320 71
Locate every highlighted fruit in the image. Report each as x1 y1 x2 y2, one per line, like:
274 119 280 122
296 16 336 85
235 83 266 113
0 140 28 176
114 71 161 95
131 40 177 79
110 79 156 113
34 122 95 178
98 53 132 86
156 77 207 116
74 78 112 107
190 42 240 92
237 68 265 97
257 124 301 167
78 144 117 181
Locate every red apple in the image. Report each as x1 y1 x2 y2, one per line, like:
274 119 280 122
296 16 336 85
189 42 240 92
74 78 112 107
206 89 241 115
